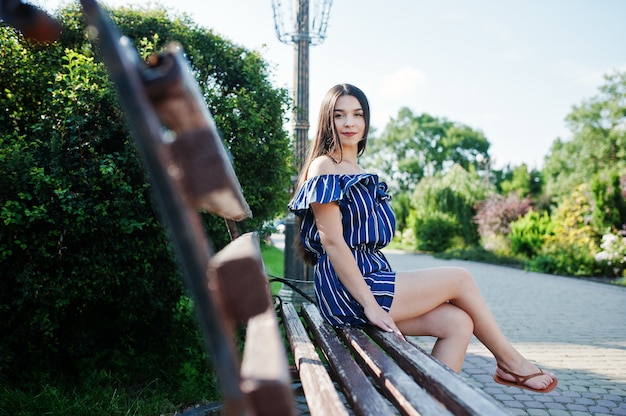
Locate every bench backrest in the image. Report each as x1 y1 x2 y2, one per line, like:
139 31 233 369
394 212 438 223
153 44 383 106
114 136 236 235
79 2 296 414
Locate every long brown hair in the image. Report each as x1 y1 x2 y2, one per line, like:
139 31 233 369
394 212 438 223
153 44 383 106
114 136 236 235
294 84 371 264
296 83 371 191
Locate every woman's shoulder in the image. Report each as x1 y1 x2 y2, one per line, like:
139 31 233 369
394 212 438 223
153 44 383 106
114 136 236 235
307 155 367 178
307 155 340 178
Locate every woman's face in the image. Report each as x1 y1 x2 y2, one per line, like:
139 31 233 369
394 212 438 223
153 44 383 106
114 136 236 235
333 95 365 150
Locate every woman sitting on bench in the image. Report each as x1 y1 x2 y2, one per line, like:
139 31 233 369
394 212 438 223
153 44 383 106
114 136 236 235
288 83 558 394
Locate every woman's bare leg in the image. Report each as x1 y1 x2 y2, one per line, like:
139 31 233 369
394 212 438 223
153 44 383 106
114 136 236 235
395 303 474 372
389 267 556 390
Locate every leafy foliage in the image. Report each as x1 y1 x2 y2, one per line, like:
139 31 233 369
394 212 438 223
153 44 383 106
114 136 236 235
591 172 626 233
473 193 533 255
498 163 543 198
543 71 626 199
474 193 533 238
390 192 411 232
527 184 600 276
508 210 554 258
363 108 490 193
414 212 458 252
0 4 291 380
411 165 490 250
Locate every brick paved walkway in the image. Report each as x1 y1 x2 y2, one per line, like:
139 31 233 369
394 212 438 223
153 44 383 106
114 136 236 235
385 251 626 416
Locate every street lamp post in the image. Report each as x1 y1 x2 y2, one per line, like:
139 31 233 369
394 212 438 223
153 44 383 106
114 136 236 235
272 0 332 303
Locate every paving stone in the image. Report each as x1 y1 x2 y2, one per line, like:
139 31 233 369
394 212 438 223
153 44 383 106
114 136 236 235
544 402 567 410
573 397 595 405
524 401 547 409
546 410 571 416
588 407 611 415
597 399 618 407
503 400 526 409
566 404 589 412
613 407 626 416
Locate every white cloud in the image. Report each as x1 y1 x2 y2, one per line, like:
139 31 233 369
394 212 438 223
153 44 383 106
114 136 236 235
555 61 625 88
378 67 427 100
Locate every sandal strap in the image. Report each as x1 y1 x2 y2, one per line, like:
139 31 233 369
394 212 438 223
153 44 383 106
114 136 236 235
498 364 544 384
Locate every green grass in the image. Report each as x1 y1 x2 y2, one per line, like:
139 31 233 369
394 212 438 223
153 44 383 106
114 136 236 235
0 359 220 416
612 276 626 287
261 242 285 294
261 243 284 277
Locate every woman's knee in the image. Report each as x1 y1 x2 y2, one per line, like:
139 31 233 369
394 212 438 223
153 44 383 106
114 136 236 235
452 267 478 293
456 308 474 337
438 304 474 339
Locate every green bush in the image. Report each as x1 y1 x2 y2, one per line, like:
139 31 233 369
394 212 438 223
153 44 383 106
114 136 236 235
436 245 523 268
526 245 599 277
410 165 489 251
414 212 458 252
509 210 554 258
532 184 601 276
594 231 626 277
0 4 291 381
1 25 179 376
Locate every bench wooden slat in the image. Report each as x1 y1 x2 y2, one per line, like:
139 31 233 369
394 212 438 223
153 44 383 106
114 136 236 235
339 327 453 416
207 232 271 325
302 303 397 416
240 308 295 416
208 232 295 415
143 45 252 221
281 303 349 416
366 328 510 416
166 130 252 221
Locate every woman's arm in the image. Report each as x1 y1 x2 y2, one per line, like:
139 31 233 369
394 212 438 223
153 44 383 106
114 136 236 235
311 201 401 335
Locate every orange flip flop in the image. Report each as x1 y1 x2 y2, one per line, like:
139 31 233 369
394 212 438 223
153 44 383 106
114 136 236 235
493 364 558 394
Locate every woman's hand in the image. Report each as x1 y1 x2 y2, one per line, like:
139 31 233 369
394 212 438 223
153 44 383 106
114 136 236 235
364 303 403 337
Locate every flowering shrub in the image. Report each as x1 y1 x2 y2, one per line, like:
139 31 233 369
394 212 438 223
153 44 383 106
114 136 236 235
595 230 626 276
474 193 533 238
527 184 600 276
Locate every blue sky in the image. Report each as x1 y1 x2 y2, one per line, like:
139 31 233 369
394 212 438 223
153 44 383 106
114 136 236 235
36 0 626 169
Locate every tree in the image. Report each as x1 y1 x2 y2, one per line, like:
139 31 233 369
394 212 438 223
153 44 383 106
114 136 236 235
499 163 543 199
362 108 491 193
528 184 600 276
0 5 291 376
591 172 626 233
411 164 491 251
543 71 626 198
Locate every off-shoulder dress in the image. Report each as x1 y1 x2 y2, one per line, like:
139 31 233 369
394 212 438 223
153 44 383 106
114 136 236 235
288 174 397 326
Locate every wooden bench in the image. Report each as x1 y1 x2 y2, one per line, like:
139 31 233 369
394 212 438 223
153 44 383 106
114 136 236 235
276 298 509 415
78 3 510 414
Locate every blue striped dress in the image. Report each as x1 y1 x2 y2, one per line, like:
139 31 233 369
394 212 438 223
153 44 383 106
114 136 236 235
288 174 396 326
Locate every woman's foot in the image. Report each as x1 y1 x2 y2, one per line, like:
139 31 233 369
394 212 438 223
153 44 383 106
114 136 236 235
494 361 558 393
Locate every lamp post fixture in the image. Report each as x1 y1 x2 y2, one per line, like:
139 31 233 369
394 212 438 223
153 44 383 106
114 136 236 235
272 0 331 171
272 0 332 302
